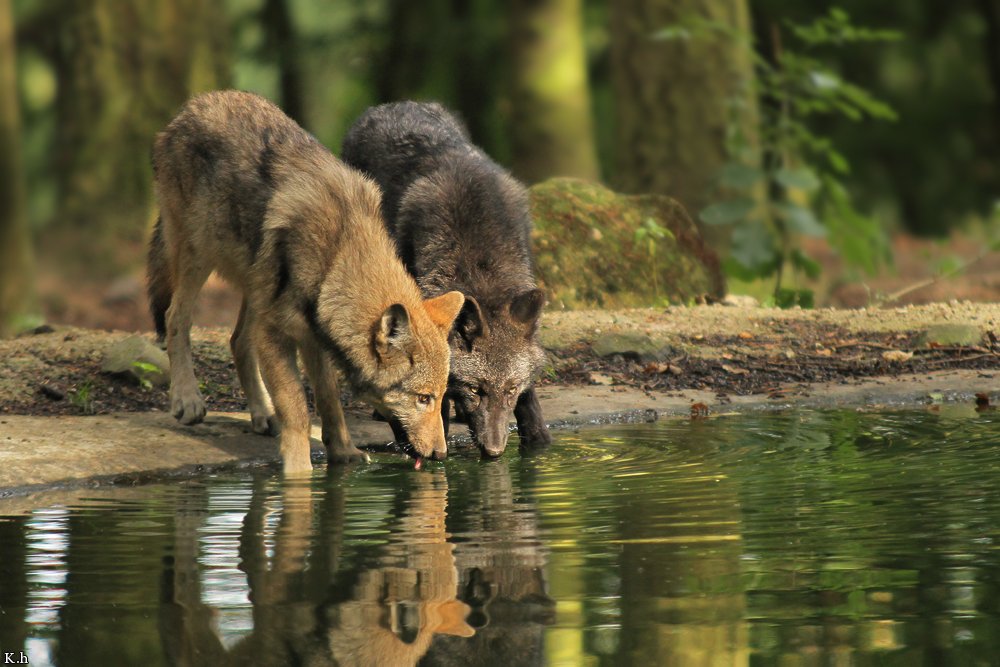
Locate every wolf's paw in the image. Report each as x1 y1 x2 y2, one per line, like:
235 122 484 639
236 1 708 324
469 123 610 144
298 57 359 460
328 447 371 465
252 413 280 436
518 426 553 450
171 390 206 425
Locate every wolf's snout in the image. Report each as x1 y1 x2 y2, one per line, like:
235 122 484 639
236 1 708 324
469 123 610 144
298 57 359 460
479 413 509 458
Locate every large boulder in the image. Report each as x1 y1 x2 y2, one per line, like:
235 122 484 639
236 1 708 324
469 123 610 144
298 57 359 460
529 178 725 309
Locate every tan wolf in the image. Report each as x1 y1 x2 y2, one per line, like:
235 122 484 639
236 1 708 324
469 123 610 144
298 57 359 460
147 90 464 474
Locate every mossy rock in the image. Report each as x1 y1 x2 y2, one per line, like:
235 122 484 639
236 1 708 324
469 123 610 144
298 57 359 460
529 178 725 309
912 324 983 348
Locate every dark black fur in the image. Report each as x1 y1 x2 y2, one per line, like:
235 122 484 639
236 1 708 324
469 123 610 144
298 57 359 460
342 101 552 456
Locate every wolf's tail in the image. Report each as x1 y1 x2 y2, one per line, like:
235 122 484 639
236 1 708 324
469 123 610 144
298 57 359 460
147 216 172 341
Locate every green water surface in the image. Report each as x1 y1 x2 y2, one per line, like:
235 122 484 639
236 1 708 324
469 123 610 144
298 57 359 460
1 407 1000 666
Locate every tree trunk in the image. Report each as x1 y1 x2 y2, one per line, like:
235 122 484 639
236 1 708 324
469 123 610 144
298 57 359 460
508 0 600 184
375 0 507 161
610 0 756 218
51 0 230 249
0 0 37 337
261 0 304 126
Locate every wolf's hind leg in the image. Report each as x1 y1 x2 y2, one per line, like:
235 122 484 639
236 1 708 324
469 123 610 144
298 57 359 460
300 336 369 465
231 299 278 435
166 252 212 426
255 327 313 475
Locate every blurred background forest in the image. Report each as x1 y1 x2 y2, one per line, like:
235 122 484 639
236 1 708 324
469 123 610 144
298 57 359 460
3 0 1000 336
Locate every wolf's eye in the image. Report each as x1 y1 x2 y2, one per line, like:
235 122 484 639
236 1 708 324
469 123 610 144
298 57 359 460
507 387 517 396
417 394 433 406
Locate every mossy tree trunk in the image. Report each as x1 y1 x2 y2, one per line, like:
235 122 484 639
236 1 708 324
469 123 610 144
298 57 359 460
0 0 37 337
507 0 600 184
610 0 756 223
50 0 230 249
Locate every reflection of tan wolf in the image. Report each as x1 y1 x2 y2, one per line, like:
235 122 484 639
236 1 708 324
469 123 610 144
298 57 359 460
161 473 474 667
147 91 464 473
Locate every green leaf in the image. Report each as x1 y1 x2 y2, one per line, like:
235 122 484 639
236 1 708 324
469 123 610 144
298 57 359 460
791 248 823 279
723 257 770 281
718 163 764 190
651 26 691 41
827 150 850 175
775 289 798 309
777 202 827 237
775 288 814 309
700 198 756 225
774 167 821 191
732 219 779 270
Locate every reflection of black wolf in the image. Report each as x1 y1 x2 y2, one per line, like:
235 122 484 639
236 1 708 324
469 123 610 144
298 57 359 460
418 462 555 667
341 102 552 458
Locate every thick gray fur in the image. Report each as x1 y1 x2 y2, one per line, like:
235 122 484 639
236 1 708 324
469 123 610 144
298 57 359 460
342 101 552 457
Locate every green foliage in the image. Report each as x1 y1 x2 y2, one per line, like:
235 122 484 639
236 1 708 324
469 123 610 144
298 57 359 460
674 8 898 306
752 0 1000 236
131 361 158 390
634 216 675 303
70 379 95 414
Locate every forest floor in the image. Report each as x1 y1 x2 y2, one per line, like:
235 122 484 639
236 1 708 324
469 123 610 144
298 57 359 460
2 300 999 418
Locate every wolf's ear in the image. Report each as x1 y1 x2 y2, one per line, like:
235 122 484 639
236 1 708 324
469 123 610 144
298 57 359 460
451 296 489 352
374 303 412 355
423 290 465 332
434 599 476 638
509 288 546 335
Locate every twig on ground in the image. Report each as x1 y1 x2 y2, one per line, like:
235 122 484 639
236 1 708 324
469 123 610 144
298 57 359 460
875 250 992 307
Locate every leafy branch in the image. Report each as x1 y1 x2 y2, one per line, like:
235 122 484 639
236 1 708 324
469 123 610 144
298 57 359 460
660 8 899 307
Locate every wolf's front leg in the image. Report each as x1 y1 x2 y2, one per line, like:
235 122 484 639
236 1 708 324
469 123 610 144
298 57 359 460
300 336 369 465
255 328 313 475
514 386 552 450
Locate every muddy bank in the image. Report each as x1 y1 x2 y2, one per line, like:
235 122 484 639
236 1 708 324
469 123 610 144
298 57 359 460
1 302 999 496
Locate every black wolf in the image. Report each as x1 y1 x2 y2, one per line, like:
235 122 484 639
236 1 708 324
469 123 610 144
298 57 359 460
341 101 552 457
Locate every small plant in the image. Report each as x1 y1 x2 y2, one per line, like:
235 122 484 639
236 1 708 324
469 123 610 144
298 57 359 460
131 361 160 390
659 8 899 306
634 217 675 304
70 379 95 414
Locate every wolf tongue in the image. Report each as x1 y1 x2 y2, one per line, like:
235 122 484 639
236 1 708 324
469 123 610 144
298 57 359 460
414 457 423 470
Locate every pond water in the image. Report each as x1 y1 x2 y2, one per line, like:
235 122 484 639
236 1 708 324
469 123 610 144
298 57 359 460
1 408 1000 666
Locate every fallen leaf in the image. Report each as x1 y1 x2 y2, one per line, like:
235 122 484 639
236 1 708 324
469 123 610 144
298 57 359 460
927 341 943 349
690 402 710 419
721 364 749 375
738 332 754 339
667 364 683 376
814 348 833 357
644 362 667 374
882 350 913 363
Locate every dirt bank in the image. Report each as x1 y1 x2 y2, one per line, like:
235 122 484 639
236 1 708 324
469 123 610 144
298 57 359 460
1 302 998 496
